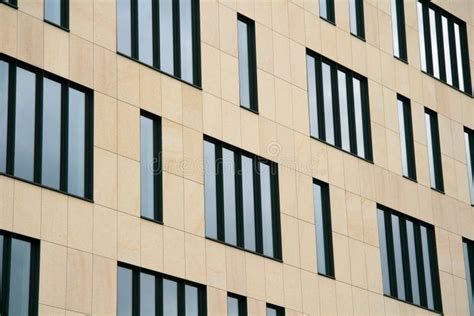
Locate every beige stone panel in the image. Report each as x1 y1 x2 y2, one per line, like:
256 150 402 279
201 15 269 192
304 12 321 54
245 253 266 301
69 0 93 41
162 76 183 125
311 140 329 183
93 45 117 98
359 160 376 200
281 214 301 267
368 291 385 315
296 172 313 222
117 212 140 265
439 271 456 316
44 24 69 79
434 195 458 233
438 114 454 158
40 242 67 308
351 37 367 76
247 298 266 316
182 85 203 132
327 147 345 189
443 155 457 198
299 220 317 272
206 240 227 289
386 129 402 176
183 127 204 183
300 270 319 315
318 276 337 315
271 0 289 36
206 287 227 316
117 156 140 216
184 179 205 236
330 186 348 235
203 92 222 138
320 21 337 60
335 282 354 315
349 238 367 289
93 0 116 50
292 87 309 136
343 155 361 195
93 205 117 259
452 122 466 163
162 119 184 176
13 181 41 238
414 142 429 187
39 305 65 316
334 0 349 31
411 102 426 145
365 244 383 293
352 287 370 315
66 249 92 314
219 4 237 57
94 148 117 209
220 53 239 105
41 189 67 245
378 10 393 55
17 12 43 67
362 199 378 246
117 57 139 107
408 66 423 105
394 60 410 97
259 116 277 161
366 45 382 86
200 0 220 48
140 220 164 272
0 6 17 57
288 2 305 45
422 76 437 111
265 260 284 305
294 133 311 175
68 197 93 252
336 29 352 69
201 44 221 97
371 123 388 169
365 4 380 48
226 247 247 295
449 232 465 278
163 172 184 230
458 202 474 241
382 87 398 133
236 1 254 21
65 311 86 316
398 178 419 217
276 124 295 167
383 297 400 315
163 226 185 278
257 70 276 121
185 233 206 284
139 65 162 116
254 0 272 28
273 32 291 82
69 35 93 88
284 264 303 311
279 166 297 217
255 24 274 75
222 101 242 147
454 275 470 316
92 255 116 315
380 52 396 91
240 109 260 154
290 41 307 90
404 0 417 29
346 192 363 241
332 233 351 284
275 78 293 129
94 92 117 153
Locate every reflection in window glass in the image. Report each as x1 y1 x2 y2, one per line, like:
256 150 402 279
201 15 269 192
398 99 408 177
68 88 86 197
421 226 434 310
391 0 399 57
260 163 274 258
44 0 61 26
425 113 436 187
204 141 218 239
163 279 178 316
429 9 440 78
391 214 406 300
454 23 464 92
441 17 452 85
322 63 334 145
238 19 250 109
307 55 319 138
0 61 8 173
117 0 132 56
159 0 174 75
463 240 474 316
377 208 391 295
140 273 155 316
118 266 133 316
338 71 350 151
417 2 427 71
9 238 31 316
353 78 365 158
242 156 256 251
406 220 420 305
464 130 474 204
14 68 36 181
227 296 239 316
138 0 153 65
185 285 199 316
314 183 326 275
223 148 237 246
180 0 194 83
42 78 62 189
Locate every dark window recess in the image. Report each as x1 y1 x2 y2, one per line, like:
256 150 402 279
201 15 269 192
397 95 416 180
391 0 408 61
0 54 93 200
463 238 474 316
349 0 365 39
227 293 247 316
319 0 335 23
140 110 163 222
306 49 372 161
313 179 334 278
44 0 69 29
237 14 258 112
117 0 201 86
377 205 443 313
424 108 444 192
204 136 282 260
417 0 472 94
0 230 40 316
0 0 17 7
266 304 285 316
117 262 207 316
464 127 474 205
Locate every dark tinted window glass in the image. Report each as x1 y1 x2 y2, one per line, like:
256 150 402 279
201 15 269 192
349 0 365 38
463 239 474 316
117 266 133 316
117 0 132 56
314 180 334 277
242 155 256 251
237 15 258 111
306 55 319 138
260 162 274 258
163 279 178 316
464 128 474 204
227 296 239 316
0 61 8 173
44 0 67 27
223 148 237 245
266 304 284 316
180 0 194 83
185 285 199 316
140 115 155 219
321 62 334 145
377 208 391 295
138 0 153 65
68 87 86 197
9 238 31 316
140 272 155 316
425 109 443 191
204 140 218 239
159 0 174 75
391 0 407 60
338 71 350 151
397 96 416 180
320 0 334 22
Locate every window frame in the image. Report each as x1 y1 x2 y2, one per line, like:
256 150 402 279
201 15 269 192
116 0 202 87
44 0 70 31
424 108 444 192
0 230 40 316
349 0 365 40
0 0 17 8
391 0 408 61
319 0 335 24
227 293 248 316
266 303 285 316
0 53 94 201
463 238 474 316
464 127 474 206
397 94 417 181
306 49 373 162
203 135 283 261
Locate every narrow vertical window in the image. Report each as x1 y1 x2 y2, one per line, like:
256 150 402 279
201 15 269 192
349 0 365 39
454 23 465 91
242 155 256 251
0 0 17 6
117 0 132 56
391 0 407 60
463 238 474 316
313 179 334 277
260 162 275 258
223 148 237 246
163 279 178 316
428 8 440 79
159 0 175 75
180 0 194 83
441 16 452 85
117 266 133 316
353 77 366 158
44 0 69 29
464 128 474 205
185 285 199 315
322 62 335 145
425 108 444 191
417 1 427 72
238 15 258 111
337 71 350 152
266 304 285 316
140 111 162 222
307 55 319 138
320 0 335 23
140 272 156 315
138 0 153 66
227 294 247 316
397 95 417 180
204 141 218 239
0 61 8 173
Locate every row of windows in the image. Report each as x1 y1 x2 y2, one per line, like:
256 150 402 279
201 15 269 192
319 0 365 39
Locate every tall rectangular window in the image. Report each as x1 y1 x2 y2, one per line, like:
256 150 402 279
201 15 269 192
349 0 365 39
306 50 373 161
463 238 474 316
391 0 407 61
465 128 474 205
0 0 17 6
417 0 472 94
377 205 443 312
266 304 285 316
425 108 444 191
140 111 162 222
0 55 93 199
397 95 416 180
0 231 40 316
204 137 282 260
44 0 69 29
320 0 335 23
117 263 206 316
116 0 201 86
237 14 258 112
227 293 247 316
313 179 334 278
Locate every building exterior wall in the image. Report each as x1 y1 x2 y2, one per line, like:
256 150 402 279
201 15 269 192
0 0 473 315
